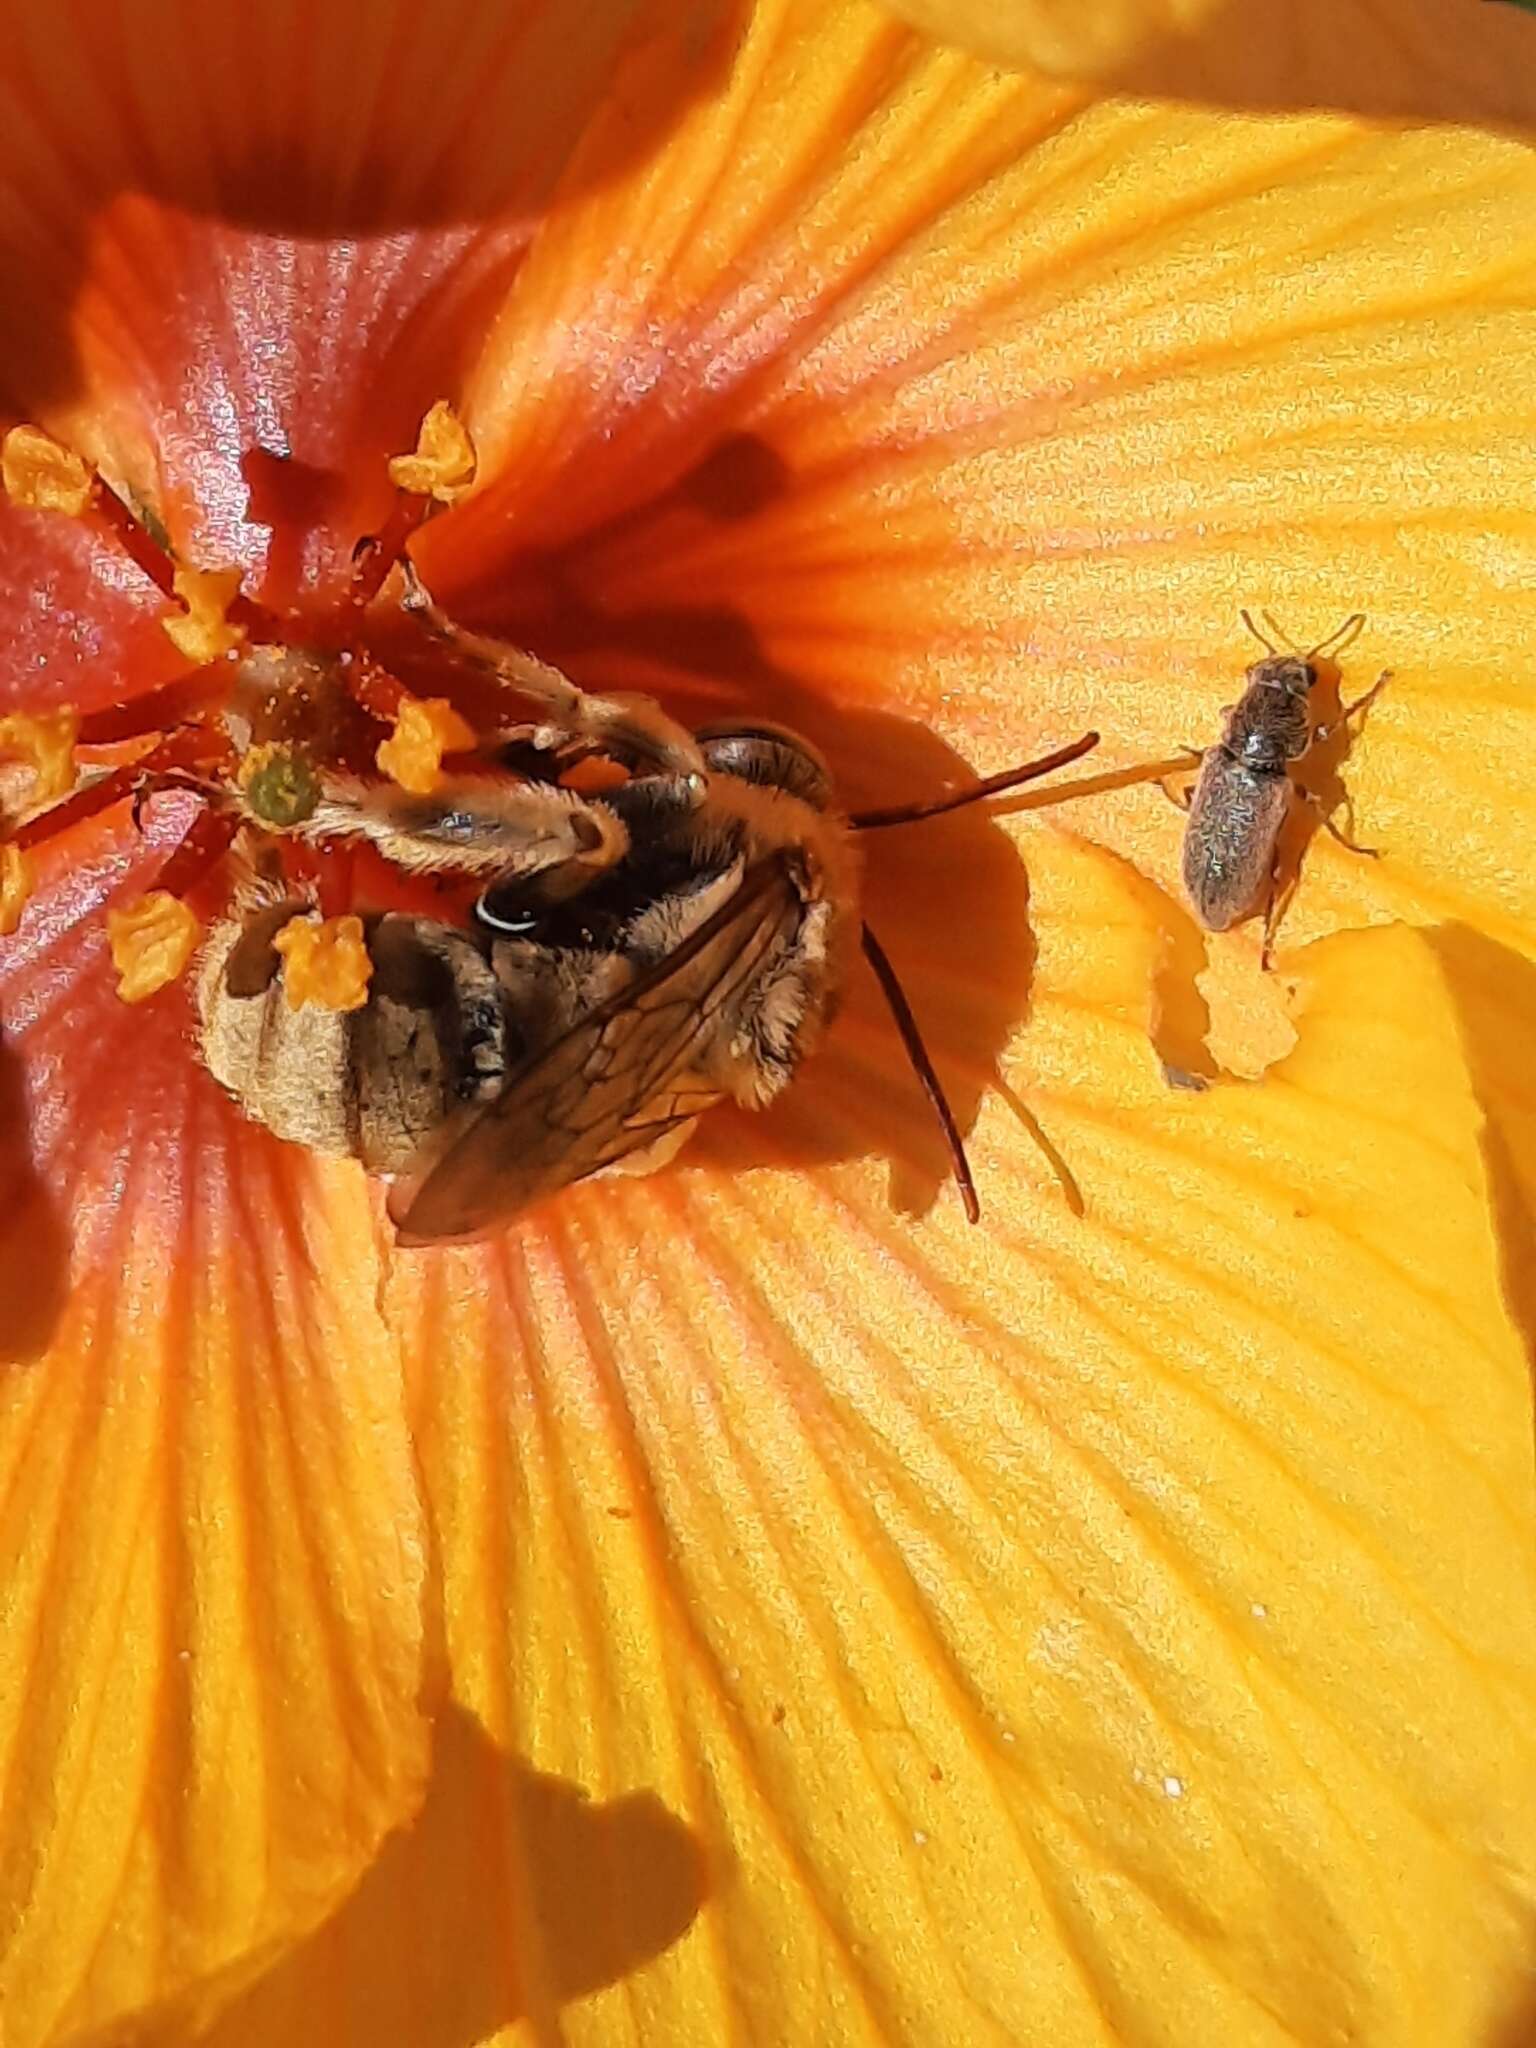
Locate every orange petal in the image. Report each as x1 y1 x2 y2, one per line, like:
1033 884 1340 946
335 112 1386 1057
0 2 749 597
437 17 1536 1080
246 836 1530 2047
878 0 1536 130
0 492 184 720
0 810 430 2043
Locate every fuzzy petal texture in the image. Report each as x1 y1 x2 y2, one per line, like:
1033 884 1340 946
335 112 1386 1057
877 0 1536 129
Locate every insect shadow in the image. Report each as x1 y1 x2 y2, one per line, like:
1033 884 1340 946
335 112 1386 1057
418 550 1051 1224
1263 652 1388 953
82 1700 706 2048
0 1032 70 1365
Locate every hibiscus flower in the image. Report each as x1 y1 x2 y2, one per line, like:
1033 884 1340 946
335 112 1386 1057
1 3 1533 2044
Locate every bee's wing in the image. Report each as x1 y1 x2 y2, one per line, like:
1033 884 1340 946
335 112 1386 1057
387 856 803 1244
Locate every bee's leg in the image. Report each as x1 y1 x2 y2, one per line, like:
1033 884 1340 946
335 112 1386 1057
399 560 705 783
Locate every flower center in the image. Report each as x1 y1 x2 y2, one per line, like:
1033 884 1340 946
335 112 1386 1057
0 405 658 1004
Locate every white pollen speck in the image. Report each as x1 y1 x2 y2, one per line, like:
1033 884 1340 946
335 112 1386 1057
1000 1730 1016 1745
1163 1775 1185 1799
913 1831 928 1846
1250 1602 1269 1620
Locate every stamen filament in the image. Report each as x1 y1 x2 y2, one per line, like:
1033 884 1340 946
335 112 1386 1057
349 494 431 611
11 727 235 851
154 807 242 898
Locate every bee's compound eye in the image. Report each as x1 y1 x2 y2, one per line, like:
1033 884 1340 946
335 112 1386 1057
696 723 833 811
475 881 541 936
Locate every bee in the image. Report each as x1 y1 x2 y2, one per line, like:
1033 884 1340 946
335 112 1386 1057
1177 612 1390 958
195 595 1100 1243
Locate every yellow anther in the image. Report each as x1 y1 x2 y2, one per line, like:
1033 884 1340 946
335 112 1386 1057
0 707 80 808
273 913 373 1012
107 891 202 1004
387 400 477 503
0 844 35 937
162 565 247 663
375 695 476 795
1 425 93 517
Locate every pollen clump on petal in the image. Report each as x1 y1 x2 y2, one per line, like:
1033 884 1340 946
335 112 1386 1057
106 890 202 1004
274 913 373 1012
163 565 247 662
375 695 476 794
0 707 80 809
0 423 93 517
0 844 35 936
387 399 477 502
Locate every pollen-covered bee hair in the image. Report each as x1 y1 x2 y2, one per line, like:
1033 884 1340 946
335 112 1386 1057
197 659 1100 1243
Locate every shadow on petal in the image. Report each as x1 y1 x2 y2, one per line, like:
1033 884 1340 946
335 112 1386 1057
0 1034 69 1364
102 1701 707 2048
1426 924 1536 1398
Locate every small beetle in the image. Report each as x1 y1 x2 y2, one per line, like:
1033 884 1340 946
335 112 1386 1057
1175 612 1390 961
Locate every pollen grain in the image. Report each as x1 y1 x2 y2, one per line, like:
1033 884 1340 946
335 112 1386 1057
273 913 373 1012
107 891 202 1004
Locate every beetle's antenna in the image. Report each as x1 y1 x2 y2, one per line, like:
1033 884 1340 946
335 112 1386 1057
849 731 1099 831
860 922 980 1225
1306 612 1366 661
1240 608 1279 655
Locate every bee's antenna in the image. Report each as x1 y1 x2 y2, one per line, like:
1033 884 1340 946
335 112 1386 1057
849 731 1099 831
1306 612 1366 661
860 922 980 1225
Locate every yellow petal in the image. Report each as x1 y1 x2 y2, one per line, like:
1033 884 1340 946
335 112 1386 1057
877 0 1536 131
0 814 431 2044
272 832 1527 2048
443 15 1536 1083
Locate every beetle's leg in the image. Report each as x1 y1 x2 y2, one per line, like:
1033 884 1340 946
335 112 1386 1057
1159 746 1203 812
1314 669 1392 745
1259 864 1287 972
399 560 705 785
1295 784 1381 859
